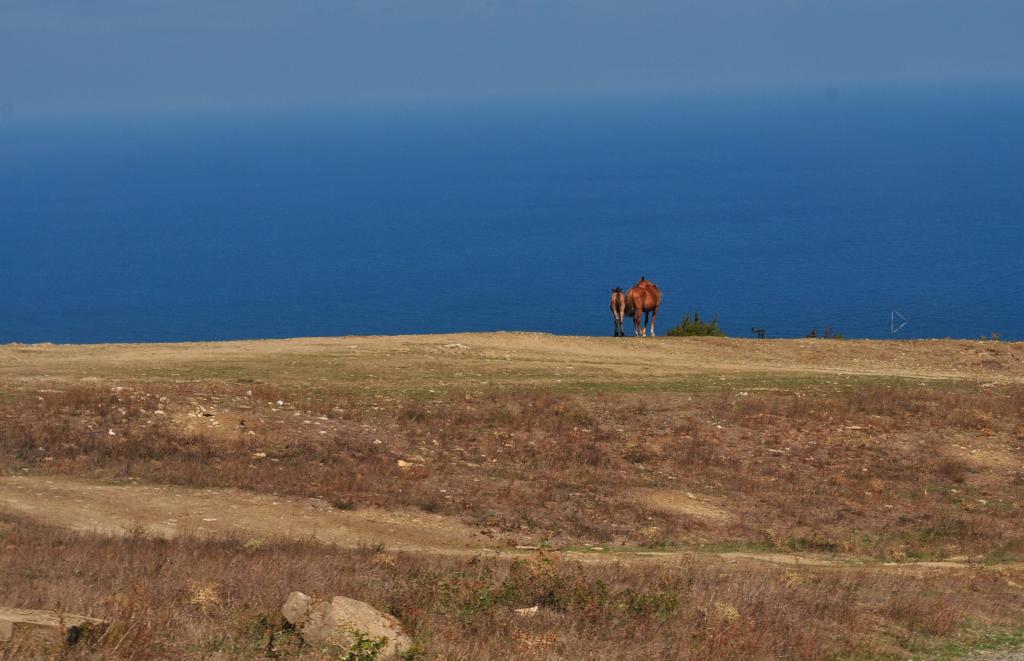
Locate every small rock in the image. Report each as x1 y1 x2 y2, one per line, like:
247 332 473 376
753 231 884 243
281 591 312 624
396 459 413 470
281 592 411 658
514 605 539 618
0 607 107 647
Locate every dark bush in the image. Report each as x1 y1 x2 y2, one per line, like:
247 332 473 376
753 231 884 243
667 312 725 337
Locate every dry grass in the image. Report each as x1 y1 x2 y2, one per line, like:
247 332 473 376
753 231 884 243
2 382 1023 559
3 513 1024 660
6 336 1024 658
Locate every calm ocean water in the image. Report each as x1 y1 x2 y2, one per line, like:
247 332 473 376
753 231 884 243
2 87 1023 343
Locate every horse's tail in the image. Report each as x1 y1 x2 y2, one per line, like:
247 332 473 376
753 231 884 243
611 292 624 317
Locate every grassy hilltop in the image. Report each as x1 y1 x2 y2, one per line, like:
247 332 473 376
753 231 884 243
2 333 1024 659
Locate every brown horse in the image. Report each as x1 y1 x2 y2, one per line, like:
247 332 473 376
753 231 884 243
610 287 627 337
625 277 662 337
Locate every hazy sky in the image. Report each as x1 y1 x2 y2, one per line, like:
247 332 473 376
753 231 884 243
1 0 1022 115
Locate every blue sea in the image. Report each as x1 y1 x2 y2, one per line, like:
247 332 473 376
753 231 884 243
2 86 1023 343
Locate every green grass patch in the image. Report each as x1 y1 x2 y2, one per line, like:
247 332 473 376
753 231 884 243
931 626 1024 660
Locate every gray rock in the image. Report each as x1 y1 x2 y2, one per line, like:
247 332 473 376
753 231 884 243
281 591 312 625
281 591 411 658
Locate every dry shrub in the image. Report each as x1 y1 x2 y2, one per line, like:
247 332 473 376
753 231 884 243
936 457 971 484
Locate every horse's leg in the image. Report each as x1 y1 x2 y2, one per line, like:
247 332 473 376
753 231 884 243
642 310 650 337
650 306 658 337
633 310 641 336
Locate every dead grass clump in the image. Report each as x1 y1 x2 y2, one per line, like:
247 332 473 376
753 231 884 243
936 457 972 484
882 590 962 637
185 579 222 613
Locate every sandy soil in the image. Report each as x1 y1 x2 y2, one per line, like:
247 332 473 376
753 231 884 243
0 475 488 555
635 488 737 522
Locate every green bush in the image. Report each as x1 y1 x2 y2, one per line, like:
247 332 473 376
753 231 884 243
667 312 725 337
340 630 388 661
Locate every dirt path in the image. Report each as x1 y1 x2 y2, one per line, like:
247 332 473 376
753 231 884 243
1 476 1005 573
0 475 489 555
